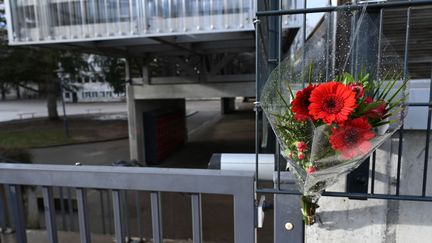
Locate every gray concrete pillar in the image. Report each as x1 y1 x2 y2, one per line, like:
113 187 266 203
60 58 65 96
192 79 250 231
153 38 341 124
127 85 144 164
221 97 236 114
127 85 186 165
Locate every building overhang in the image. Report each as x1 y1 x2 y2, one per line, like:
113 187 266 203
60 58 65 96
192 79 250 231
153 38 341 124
130 81 255 100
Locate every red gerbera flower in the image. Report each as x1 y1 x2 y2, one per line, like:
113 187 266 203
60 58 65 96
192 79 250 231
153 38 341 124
329 117 375 159
291 84 316 121
308 82 357 125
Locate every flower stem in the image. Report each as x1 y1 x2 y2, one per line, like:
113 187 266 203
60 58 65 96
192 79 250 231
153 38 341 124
300 196 319 225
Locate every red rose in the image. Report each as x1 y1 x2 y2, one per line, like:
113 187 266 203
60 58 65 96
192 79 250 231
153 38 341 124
366 101 387 120
364 97 373 104
298 152 305 160
306 166 316 174
348 83 365 98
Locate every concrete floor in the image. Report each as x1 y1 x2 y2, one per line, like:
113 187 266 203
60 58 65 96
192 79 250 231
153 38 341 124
29 100 222 166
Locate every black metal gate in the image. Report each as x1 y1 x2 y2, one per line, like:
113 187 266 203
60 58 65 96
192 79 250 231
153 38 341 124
254 0 432 242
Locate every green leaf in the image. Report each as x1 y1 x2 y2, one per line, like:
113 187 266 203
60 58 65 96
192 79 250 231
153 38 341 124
342 72 355 85
286 80 295 100
387 97 405 111
387 78 409 104
276 87 292 112
379 78 399 101
308 63 313 85
374 119 399 127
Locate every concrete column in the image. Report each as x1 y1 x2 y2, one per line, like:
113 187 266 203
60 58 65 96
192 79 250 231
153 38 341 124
127 85 144 164
221 97 236 114
125 58 131 84
127 85 186 165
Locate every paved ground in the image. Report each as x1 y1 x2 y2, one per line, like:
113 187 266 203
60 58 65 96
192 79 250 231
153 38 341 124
30 100 222 166
0 99 221 123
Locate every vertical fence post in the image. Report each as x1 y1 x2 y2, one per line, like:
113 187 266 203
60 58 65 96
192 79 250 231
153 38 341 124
42 187 58 243
135 191 144 241
191 194 203 243
7 185 27 243
233 190 256 243
112 190 125 243
151 192 163 243
0 187 7 230
67 187 74 231
76 188 91 243
99 190 106 234
273 174 304 243
59 187 67 231
122 190 131 241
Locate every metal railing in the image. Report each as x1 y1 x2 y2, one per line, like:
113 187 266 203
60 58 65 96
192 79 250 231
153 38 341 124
0 163 256 243
254 0 432 201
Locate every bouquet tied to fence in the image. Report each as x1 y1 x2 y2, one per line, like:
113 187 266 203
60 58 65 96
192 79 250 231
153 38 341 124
260 7 409 225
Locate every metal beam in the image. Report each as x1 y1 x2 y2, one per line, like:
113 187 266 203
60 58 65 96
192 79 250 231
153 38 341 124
0 164 255 195
171 57 199 77
209 54 237 75
150 37 202 56
132 81 255 99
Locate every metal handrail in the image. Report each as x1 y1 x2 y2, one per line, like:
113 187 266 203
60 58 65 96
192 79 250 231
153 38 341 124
0 163 256 243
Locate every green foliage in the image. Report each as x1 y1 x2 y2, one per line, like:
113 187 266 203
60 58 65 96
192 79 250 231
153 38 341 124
336 71 370 90
0 118 128 148
274 111 314 169
0 128 75 148
92 56 126 94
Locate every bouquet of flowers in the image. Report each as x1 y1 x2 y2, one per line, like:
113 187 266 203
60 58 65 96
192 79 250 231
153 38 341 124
260 7 408 225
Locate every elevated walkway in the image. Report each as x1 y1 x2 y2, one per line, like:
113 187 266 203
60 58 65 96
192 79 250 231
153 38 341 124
6 0 299 48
